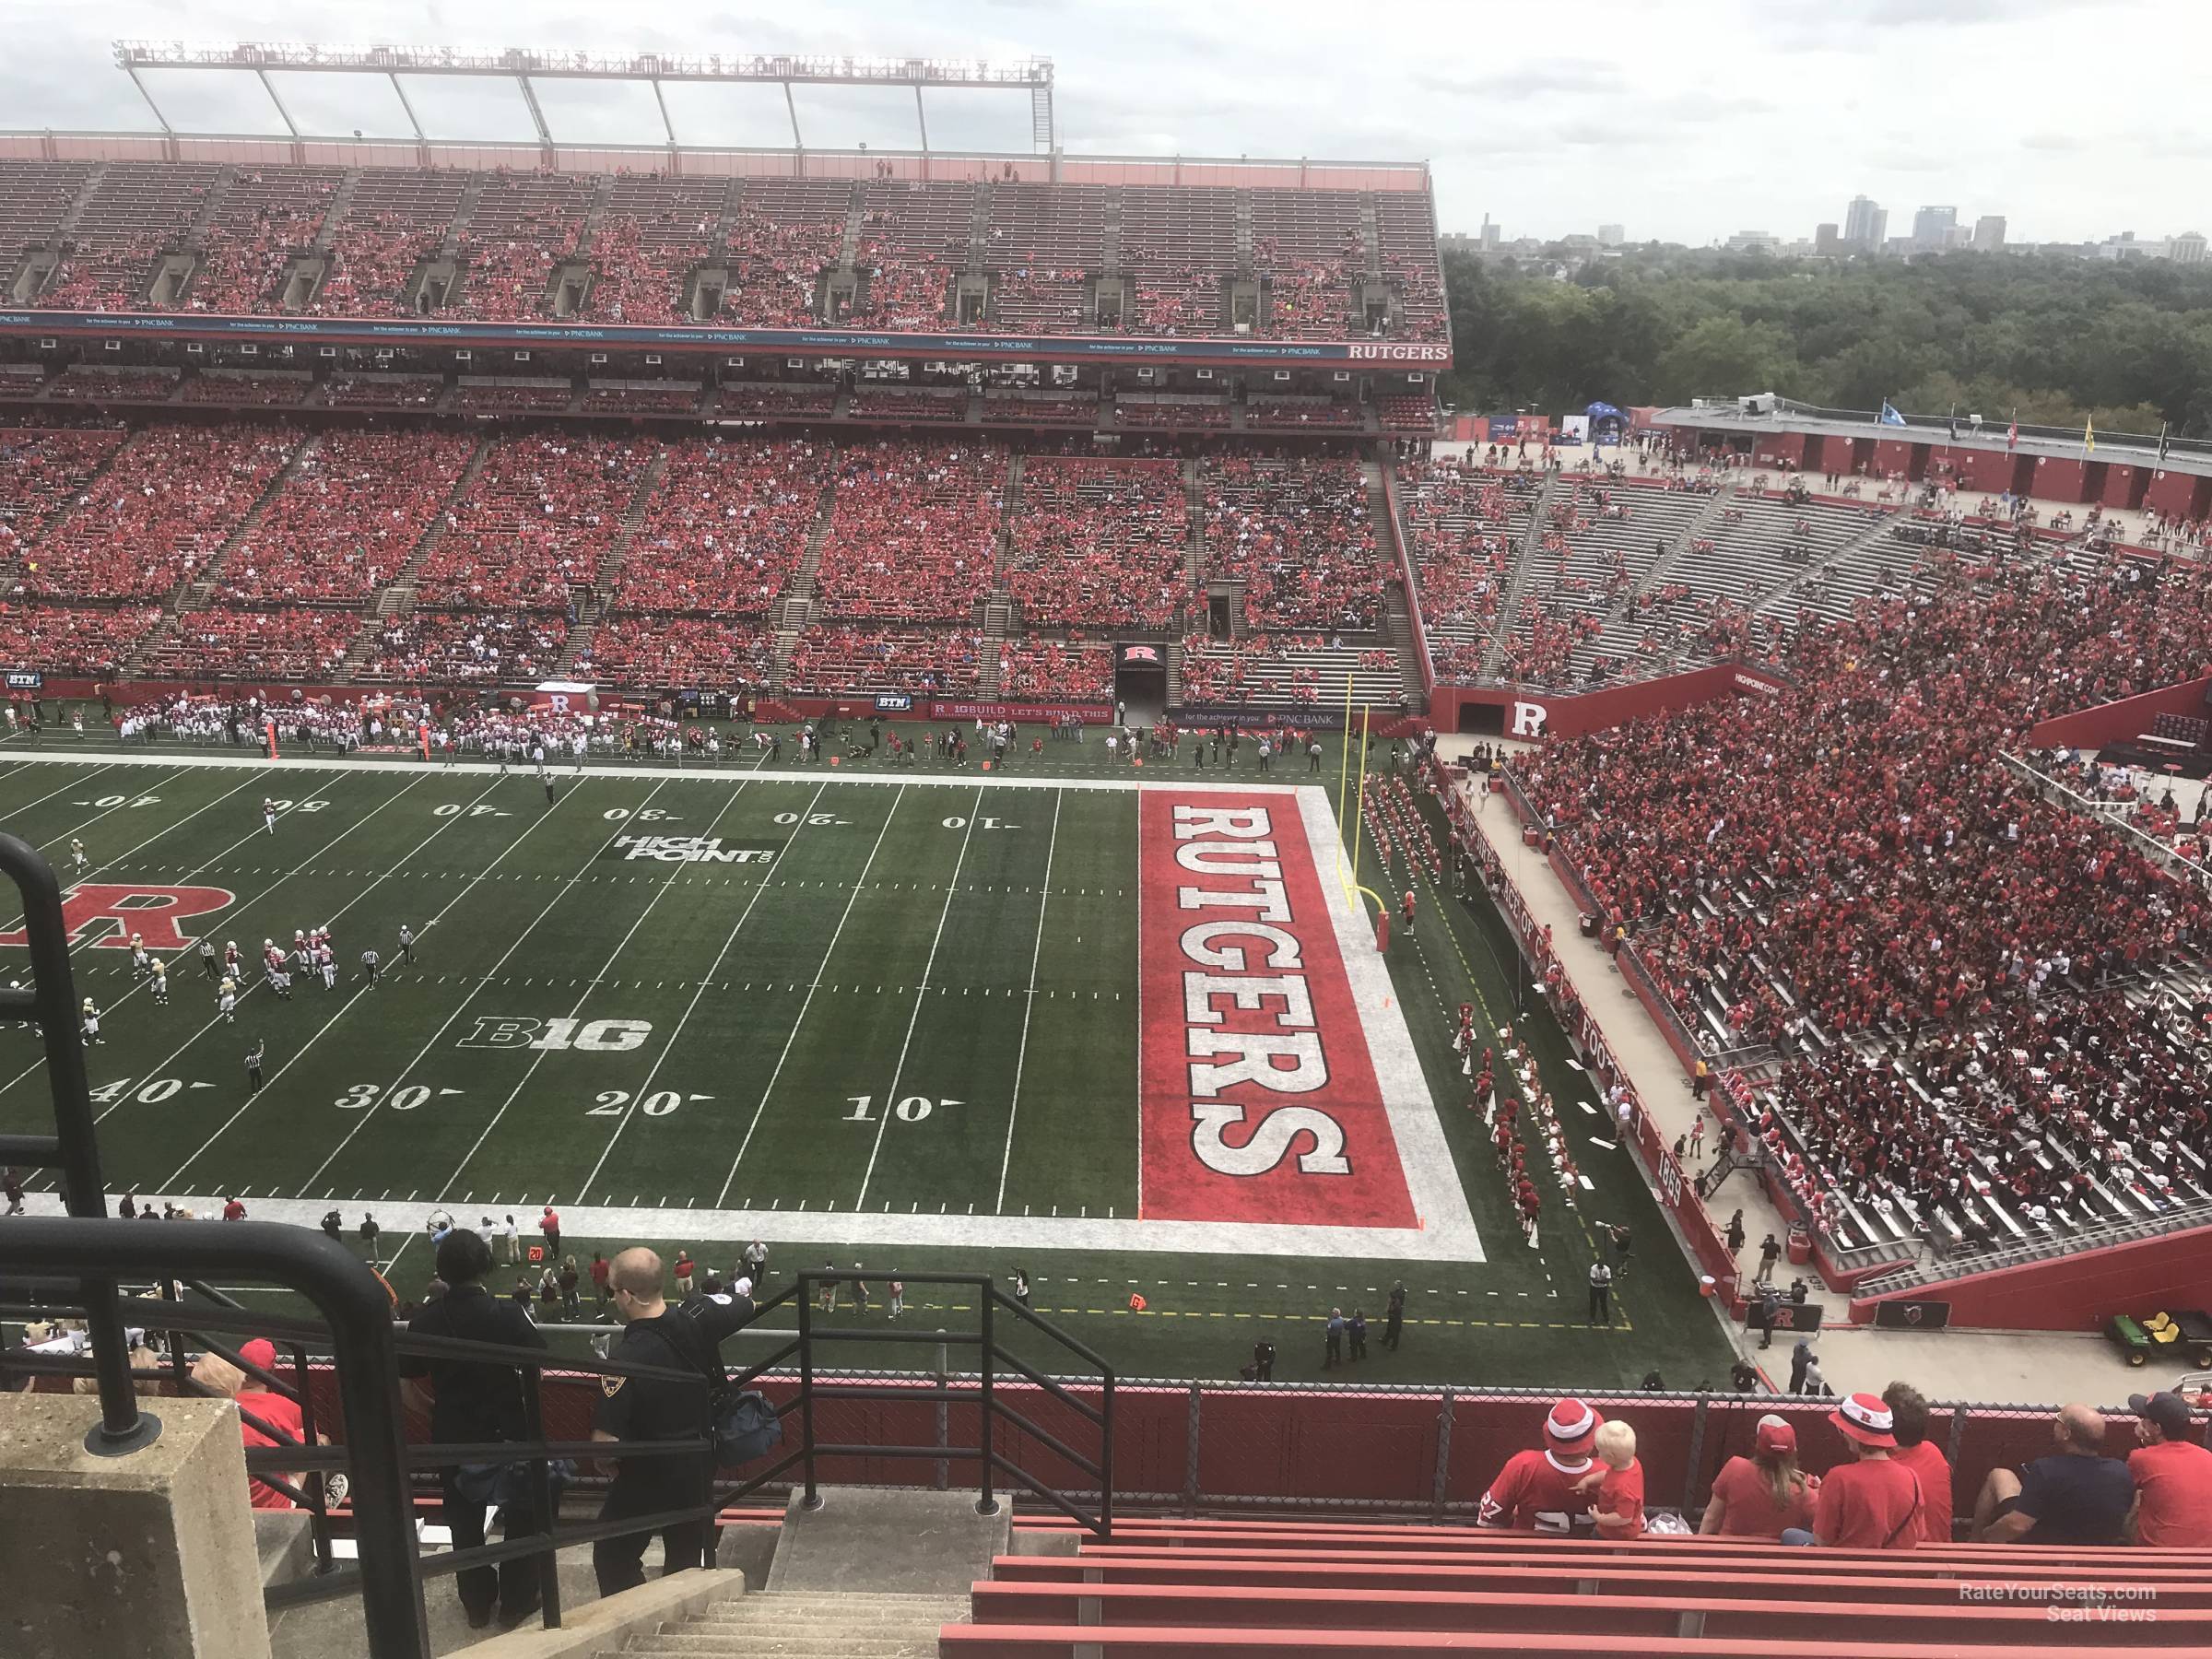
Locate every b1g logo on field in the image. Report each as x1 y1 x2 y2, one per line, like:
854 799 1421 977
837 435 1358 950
0 884 235 951
459 1017 653 1051
602 835 779 865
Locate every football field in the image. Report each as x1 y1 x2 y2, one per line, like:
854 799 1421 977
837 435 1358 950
0 741 1737 1388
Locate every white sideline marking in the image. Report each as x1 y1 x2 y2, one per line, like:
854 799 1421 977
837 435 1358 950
1296 785 1483 1263
0 748 1307 797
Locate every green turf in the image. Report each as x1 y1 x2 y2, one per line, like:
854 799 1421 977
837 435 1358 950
0 735 1740 1390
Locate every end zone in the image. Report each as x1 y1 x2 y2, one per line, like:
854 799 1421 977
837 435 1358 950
1137 782 1480 1256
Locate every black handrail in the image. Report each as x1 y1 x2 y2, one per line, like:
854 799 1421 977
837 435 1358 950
4 1260 1118 1653
0 1217 431 1657
733 1271 1115 1536
0 830 153 1453
0 830 1113 1651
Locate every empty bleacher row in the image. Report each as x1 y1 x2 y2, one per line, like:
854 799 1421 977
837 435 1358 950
934 1517 2212 1656
0 160 1446 342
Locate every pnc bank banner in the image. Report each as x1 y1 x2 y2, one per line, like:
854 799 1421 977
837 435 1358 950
0 308 1453 371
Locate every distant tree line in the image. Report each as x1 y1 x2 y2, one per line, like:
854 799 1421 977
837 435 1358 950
1438 247 2212 439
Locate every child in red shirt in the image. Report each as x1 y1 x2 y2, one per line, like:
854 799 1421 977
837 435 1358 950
1578 1419 1646 1538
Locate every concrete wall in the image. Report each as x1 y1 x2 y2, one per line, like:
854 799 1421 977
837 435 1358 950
0 1392 271 1659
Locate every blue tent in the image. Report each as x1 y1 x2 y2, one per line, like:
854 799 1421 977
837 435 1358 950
1585 401 1630 444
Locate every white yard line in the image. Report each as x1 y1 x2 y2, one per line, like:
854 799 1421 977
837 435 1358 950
69 770 263 892
0 759 101 817
0 765 216 927
277 776 678 1198
405 767 766 1203
84 774 450 1127
162 773 581 1193
994 787 1063 1211
1 772 381 1102
568 781 831 1203
853 787 983 1210
0 761 132 854
714 784 911 1206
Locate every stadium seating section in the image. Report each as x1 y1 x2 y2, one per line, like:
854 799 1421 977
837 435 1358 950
1201 455 1382 629
939 1516 2212 1655
611 436 830 619
1 160 1445 343
1006 457 1187 629
1520 539 2212 1254
412 434 649 610
813 441 1008 623
16 423 299 602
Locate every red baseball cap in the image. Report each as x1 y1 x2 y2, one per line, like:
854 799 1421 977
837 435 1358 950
1544 1396 1602 1456
1830 1391 1897 1448
1755 1414 1797 1455
238 1338 277 1373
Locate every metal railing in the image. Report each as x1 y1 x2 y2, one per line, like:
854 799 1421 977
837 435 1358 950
724 1271 1114 1536
0 827 1114 1654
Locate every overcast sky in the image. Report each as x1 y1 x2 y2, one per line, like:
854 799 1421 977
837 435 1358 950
8 0 2205 246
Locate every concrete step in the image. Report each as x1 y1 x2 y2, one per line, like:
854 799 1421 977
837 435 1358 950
701 1603 966 1623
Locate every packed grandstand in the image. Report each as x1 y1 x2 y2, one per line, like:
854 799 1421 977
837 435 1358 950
6 122 2212 1659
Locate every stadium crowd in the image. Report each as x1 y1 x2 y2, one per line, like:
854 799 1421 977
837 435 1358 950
17 425 300 602
1006 457 1188 628
610 436 830 618
1477 1389 2212 1547
413 436 647 611
1200 455 1382 629
811 441 1006 622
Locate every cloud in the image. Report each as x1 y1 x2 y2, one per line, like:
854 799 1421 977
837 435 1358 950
1415 58 1625 100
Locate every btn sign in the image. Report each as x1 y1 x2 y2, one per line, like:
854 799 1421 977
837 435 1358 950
458 1017 653 1051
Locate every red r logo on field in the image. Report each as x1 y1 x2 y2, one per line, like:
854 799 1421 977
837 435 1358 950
0 884 237 952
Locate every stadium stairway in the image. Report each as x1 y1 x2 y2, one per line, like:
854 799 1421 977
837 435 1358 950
1480 468 1559 678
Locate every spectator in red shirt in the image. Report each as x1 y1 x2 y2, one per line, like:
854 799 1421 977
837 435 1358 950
1791 1392 1923 1548
1882 1382 1953 1545
2125 1391 2212 1547
1477 1397 1602 1532
221 1195 247 1222
1577 1419 1645 1538
193 1337 312 1510
1700 1415 1817 1538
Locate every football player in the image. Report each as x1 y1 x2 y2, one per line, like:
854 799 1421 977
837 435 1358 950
149 958 169 1006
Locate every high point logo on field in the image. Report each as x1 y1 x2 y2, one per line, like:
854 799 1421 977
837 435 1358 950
602 835 780 865
0 884 235 951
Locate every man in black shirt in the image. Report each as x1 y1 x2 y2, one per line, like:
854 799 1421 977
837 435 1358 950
591 1247 752 1596
401 1230 548 1630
